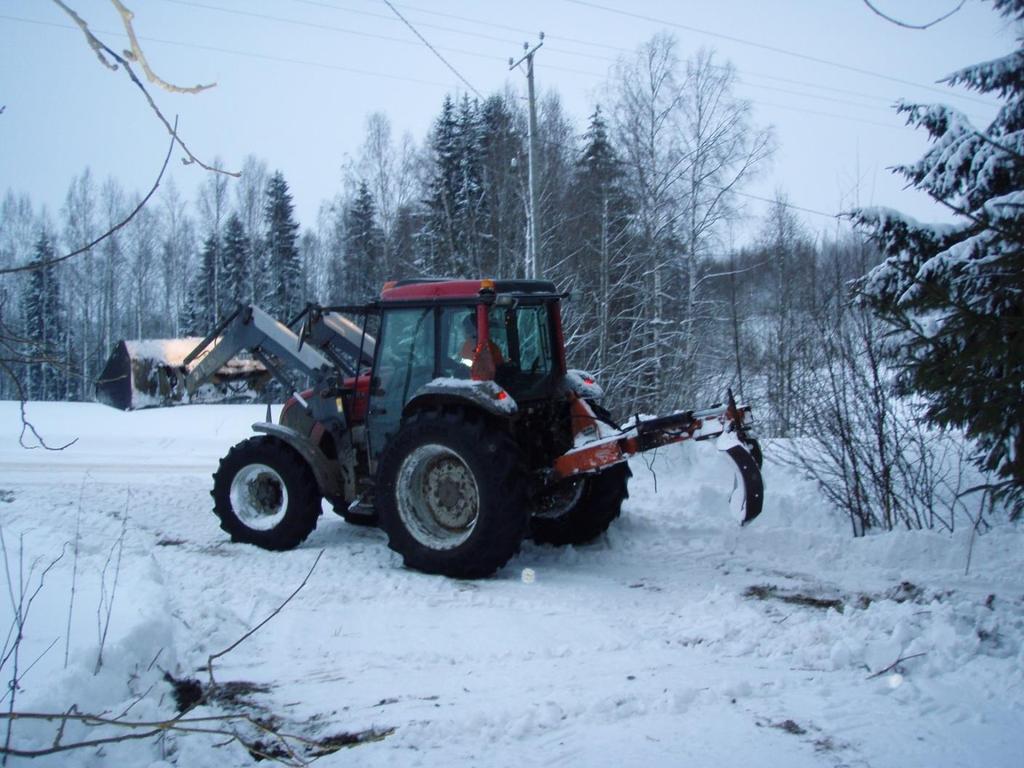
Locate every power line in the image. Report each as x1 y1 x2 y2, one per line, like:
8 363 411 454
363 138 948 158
0 14 911 222
380 0 481 97
372 0 993 116
286 0 524 48
14 24 841 225
158 0 498 66
12 8 947 134
739 97 907 131
160 0 957 130
294 0 993 123
563 0 998 108
731 190 837 220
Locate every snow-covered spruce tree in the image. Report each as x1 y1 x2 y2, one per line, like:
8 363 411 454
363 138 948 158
264 171 302 320
341 180 384 303
220 213 250 315
479 93 525 278
420 95 489 277
566 106 638 404
853 0 1024 519
180 232 219 334
20 232 66 401
420 95 459 276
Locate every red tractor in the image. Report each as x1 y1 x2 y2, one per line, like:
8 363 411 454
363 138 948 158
104 278 763 578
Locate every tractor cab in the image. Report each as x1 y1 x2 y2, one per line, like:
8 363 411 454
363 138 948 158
365 278 567 464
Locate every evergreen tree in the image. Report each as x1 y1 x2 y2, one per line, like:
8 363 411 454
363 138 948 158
854 0 1024 518
341 180 384 302
478 93 523 277
568 106 637 386
181 232 219 334
264 171 302 319
454 94 487 274
220 212 250 313
422 95 461 275
21 232 66 400
421 95 488 276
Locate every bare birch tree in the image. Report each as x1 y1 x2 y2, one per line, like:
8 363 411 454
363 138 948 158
611 35 772 411
673 49 773 406
611 32 689 412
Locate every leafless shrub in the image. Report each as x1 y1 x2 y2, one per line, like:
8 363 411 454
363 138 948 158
0 525 66 764
778 302 993 536
94 492 129 674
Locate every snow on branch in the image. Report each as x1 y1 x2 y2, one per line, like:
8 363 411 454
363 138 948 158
943 49 1024 99
108 0 215 95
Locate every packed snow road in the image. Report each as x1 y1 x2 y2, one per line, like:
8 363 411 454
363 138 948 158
0 402 1021 767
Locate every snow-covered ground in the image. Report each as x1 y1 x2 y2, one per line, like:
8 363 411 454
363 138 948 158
0 401 1021 767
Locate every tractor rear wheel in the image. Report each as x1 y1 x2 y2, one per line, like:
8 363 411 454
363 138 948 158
376 410 527 578
530 462 631 546
211 436 322 550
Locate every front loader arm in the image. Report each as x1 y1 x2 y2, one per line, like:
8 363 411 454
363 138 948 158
553 394 764 525
183 305 352 434
184 305 334 393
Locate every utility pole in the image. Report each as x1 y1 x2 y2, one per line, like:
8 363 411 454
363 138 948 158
510 33 543 280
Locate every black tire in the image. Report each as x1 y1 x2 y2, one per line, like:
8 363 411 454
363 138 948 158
376 409 527 579
211 436 322 550
530 462 631 546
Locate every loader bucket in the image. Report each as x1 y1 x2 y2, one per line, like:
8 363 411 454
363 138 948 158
95 338 270 410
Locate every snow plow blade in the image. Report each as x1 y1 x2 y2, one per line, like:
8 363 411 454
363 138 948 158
722 440 764 526
95 338 270 410
552 391 764 526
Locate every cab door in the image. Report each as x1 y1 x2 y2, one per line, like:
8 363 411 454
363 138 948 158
366 306 437 464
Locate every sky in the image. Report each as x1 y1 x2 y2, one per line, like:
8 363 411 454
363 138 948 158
0 0 1018 242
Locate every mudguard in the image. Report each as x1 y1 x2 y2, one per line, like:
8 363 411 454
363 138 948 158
251 422 346 502
403 378 518 420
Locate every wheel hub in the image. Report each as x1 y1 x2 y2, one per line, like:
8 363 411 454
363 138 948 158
230 463 289 531
423 458 477 529
533 479 584 519
397 444 480 549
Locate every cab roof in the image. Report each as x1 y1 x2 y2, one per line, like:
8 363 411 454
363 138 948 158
380 278 559 303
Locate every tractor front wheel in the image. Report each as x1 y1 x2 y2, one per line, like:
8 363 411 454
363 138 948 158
530 462 631 546
211 436 322 550
376 410 527 578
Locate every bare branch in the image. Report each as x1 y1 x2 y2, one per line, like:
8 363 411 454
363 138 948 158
109 1 216 94
0 358 77 451
206 550 324 686
0 120 176 276
0 709 392 762
866 651 927 678
47 0 236 178
862 0 965 30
